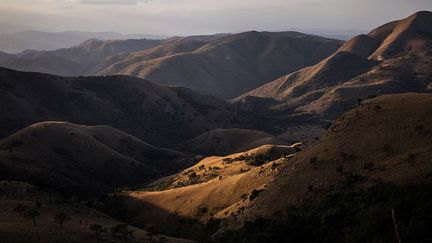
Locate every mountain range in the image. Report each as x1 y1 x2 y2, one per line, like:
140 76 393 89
0 11 431 243
236 11 432 119
0 30 165 53
0 31 342 98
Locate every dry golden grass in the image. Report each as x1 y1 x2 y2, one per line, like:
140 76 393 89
120 144 299 228
241 93 432 219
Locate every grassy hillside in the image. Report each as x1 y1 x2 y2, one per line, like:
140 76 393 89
0 181 191 243
100 31 342 98
237 11 432 119
0 122 191 197
109 93 432 242
177 128 289 156
0 67 245 147
217 92 432 242
113 144 299 239
0 38 163 75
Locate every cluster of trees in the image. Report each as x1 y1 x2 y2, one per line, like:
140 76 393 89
12 203 159 241
89 223 164 241
222 151 281 166
13 203 71 229
214 183 432 243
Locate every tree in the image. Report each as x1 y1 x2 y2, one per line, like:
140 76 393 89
89 224 107 238
54 212 71 230
23 207 40 225
111 224 134 240
146 224 157 240
13 204 28 216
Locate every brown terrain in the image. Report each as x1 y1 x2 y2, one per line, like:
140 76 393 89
118 144 299 230
177 128 289 156
0 38 163 76
0 121 191 197
0 67 247 147
0 31 342 98
236 11 432 119
238 93 432 218
99 31 342 97
0 181 191 243
117 92 432 240
0 11 431 243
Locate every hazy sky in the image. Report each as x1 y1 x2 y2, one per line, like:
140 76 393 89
0 0 431 35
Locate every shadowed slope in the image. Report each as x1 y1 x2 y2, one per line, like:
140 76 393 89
0 38 163 76
100 31 342 98
117 144 299 234
241 93 432 219
0 67 243 146
178 128 288 156
0 181 191 243
0 121 190 197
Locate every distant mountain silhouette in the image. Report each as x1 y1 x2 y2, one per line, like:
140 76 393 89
0 30 164 53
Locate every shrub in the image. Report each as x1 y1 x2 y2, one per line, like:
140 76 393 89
23 207 40 225
362 162 375 171
216 184 432 243
89 224 106 238
249 189 262 201
414 124 424 134
13 204 28 216
310 156 318 164
110 224 134 240
197 206 209 216
336 166 344 175
382 144 393 154
188 172 197 180
54 212 71 230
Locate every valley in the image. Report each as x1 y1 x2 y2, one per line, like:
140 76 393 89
0 9 431 243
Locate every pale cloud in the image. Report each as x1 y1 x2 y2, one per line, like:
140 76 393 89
79 0 142 5
0 0 431 35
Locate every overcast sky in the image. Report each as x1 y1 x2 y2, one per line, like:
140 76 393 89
0 0 431 35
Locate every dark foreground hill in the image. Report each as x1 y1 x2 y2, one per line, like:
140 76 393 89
0 181 190 243
0 122 192 197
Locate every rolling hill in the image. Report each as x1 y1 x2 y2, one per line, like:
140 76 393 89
0 181 190 243
99 31 342 98
0 31 342 98
0 121 191 197
177 128 289 156
236 11 432 119
0 38 163 76
218 92 432 242
116 144 299 237
115 92 432 241
0 30 164 53
0 67 246 147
